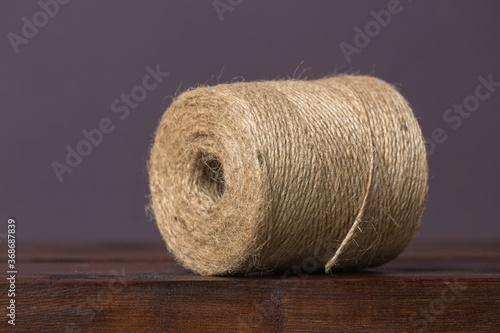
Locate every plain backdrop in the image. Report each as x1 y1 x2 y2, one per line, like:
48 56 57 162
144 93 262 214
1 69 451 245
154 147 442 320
1 0 499 241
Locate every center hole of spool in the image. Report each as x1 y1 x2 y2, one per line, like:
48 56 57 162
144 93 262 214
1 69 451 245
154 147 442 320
194 154 225 201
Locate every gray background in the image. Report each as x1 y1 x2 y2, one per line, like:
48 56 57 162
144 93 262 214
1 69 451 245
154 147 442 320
1 0 499 241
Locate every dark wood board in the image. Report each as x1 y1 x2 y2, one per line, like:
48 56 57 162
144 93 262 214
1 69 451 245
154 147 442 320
1 241 499 332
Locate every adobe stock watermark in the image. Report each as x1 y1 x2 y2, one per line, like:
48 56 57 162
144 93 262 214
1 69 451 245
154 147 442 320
409 280 467 332
425 74 499 156
7 0 72 54
51 64 169 182
65 267 128 333
213 0 243 22
236 237 338 330
236 291 283 332
6 219 17 326
339 0 406 64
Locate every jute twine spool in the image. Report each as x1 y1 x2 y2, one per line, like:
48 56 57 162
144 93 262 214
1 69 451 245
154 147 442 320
148 75 428 276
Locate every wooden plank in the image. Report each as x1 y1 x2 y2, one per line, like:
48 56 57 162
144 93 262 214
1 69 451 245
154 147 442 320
1 241 499 332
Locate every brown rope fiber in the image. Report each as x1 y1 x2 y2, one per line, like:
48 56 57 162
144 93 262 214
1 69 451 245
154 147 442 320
148 75 428 276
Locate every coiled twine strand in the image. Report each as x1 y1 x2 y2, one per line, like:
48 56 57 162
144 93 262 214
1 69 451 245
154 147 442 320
148 75 428 276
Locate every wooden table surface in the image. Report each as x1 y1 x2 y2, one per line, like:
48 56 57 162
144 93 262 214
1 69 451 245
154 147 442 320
1 240 499 332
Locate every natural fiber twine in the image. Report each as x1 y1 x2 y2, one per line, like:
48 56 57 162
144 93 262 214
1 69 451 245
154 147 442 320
148 75 428 276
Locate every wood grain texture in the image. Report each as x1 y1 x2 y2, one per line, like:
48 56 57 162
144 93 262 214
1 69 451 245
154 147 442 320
1 241 499 332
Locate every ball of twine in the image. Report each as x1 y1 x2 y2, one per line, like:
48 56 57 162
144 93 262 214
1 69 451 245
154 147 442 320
148 75 428 276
